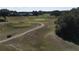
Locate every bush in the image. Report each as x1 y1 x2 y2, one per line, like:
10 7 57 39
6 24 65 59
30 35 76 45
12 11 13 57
55 11 79 45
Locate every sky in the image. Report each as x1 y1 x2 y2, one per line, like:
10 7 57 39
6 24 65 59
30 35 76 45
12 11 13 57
0 7 76 12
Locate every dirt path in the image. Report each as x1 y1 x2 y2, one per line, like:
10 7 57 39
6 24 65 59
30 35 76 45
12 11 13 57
0 23 45 43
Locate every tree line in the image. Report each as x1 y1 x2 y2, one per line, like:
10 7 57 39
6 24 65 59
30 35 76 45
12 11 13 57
0 8 62 22
0 9 62 16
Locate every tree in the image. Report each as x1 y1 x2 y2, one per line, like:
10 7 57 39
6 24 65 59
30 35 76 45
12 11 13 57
50 10 61 16
0 9 10 21
32 11 39 16
55 7 79 45
38 10 43 15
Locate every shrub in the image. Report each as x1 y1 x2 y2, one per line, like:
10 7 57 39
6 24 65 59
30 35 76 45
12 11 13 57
55 10 79 45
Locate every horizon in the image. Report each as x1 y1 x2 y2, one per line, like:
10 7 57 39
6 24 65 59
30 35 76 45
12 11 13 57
0 7 75 12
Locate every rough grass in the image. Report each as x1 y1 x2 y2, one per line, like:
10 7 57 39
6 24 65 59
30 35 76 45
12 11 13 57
0 16 62 51
1 16 78 51
1 16 60 51
0 16 37 40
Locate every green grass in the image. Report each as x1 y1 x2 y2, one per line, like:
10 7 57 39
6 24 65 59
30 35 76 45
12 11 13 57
8 22 32 28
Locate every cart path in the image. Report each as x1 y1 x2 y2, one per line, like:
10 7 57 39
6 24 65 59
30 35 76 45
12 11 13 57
0 23 45 43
